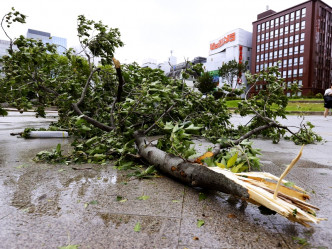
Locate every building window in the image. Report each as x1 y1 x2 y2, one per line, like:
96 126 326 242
298 80 303 86
266 21 270 29
285 26 289 34
290 36 294 44
296 10 300 19
294 57 298 66
261 44 264 51
257 35 260 42
295 46 299 54
269 62 272 67
288 70 292 77
262 33 265 41
256 65 259 72
302 8 306 18
271 19 274 28
262 22 265 31
274 51 277 58
300 45 304 53
287 92 291 97
290 12 295 21
279 50 283 57
280 27 284 36
284 48 288 56
275 29 279 37
265 42 268 50
274 61 278 67
287 82 292 88
295 34 299 43
279 62 282 69
299 56 303 65
260 64 264 70
289 47 293 55
257 45 260 52
300 33 305 41
280 16 284 25
265 53 268 60
274 40 278 48
295 23 300 31
264 63 268 69
283 59 287 67
286 14 290 23
275 17 279 26
290 24 294 33
279 38 283 46
301 21 305 29
270 41 273 49
266 32 269 40
284 37 289 45
261 54 264 61
270 31 274 39
293 69 297 77
283 71 287 77
257 24 261 32
289 58 293 66
256 55 259 62
299 68 303 76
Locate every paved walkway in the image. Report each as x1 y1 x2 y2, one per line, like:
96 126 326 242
0 112 331 248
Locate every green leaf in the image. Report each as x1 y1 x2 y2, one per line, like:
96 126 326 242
138 195 150 200
230 162 245 173
89 200 98 205
197 219 205 228
56 143 61 155
198 192 207 201
202 157 215 167
284 181 295 187
134 222 141 232
227 152 238 168
59 245 79 249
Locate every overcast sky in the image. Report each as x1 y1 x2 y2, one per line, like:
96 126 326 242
1 0 311 64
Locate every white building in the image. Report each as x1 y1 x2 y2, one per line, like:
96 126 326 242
205 28 252 89
27 29 67 54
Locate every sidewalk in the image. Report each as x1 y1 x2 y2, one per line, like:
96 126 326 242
0 112 331 248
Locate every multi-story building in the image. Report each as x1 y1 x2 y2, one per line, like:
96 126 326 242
251 0 332 96
205 28 252 88
27 29 67 54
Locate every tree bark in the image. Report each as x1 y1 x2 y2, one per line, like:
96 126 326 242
134 131 250 199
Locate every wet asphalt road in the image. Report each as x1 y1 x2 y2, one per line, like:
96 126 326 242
0 111 331 249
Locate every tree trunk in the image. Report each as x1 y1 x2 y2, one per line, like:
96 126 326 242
133 131 250 199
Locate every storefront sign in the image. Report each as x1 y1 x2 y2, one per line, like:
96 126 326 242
210 32 236 51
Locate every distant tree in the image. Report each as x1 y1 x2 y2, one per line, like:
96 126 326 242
194 71 216 94
218 59 248 87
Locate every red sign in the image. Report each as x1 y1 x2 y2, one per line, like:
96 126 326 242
210 32 236 51
239 45 243 64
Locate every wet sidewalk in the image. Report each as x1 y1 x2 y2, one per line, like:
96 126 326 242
0 112 331 249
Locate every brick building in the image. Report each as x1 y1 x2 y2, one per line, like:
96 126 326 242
251 0 332 96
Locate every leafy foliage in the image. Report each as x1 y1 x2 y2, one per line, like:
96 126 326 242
194 72 216 94
0 8 322 175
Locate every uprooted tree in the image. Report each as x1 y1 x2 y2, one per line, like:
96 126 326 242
0 8 325 226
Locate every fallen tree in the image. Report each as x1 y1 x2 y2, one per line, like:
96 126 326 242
0 8 324 226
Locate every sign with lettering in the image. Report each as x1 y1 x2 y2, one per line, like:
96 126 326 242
210 32 236 51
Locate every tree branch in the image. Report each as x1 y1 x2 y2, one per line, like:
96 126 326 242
77 67 101 106
134 131 250 198
72 103 114 132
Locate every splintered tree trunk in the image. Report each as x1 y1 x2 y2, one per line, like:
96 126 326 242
134 131 249 198
134 131 325 227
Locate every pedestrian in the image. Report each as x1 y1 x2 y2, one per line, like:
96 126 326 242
323 84 332 118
